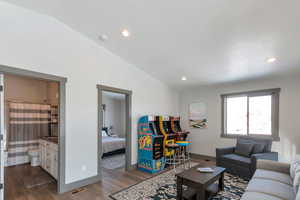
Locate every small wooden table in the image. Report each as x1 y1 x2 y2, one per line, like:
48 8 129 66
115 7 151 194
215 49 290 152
176 166 226 200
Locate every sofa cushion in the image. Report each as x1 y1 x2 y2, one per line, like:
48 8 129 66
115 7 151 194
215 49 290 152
252 143 266 154
221 154 251 167
235 142 254 157
246 178 295 200
238 137 272 152
296 187 300 200
253 169 292 186
241 192 283 200
290 155 300 179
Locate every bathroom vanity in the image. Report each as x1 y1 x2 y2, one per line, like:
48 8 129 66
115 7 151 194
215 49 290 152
39 138 58 179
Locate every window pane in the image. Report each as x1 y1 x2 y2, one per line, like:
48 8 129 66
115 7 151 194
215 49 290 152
249 95 272 135
226 96 248 135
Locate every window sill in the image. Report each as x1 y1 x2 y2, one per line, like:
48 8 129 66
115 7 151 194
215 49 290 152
220 133 280 141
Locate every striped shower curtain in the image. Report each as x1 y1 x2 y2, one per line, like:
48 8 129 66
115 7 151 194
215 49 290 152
7 102 51 166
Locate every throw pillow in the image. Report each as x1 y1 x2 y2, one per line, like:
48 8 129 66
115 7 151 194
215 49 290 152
294 165 300 193
291 155 300 179
252 143 266 154
235 142 254 157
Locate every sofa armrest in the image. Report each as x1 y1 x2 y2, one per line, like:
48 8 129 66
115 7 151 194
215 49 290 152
216 147 235 158
251 152 278 162
251 152 278 172
256 160 290 175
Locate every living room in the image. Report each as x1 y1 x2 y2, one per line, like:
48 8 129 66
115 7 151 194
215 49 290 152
180 74 300 162
0 1 299 200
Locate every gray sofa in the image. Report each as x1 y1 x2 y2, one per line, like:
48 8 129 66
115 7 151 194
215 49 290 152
216 137 278 179
241 160 298 200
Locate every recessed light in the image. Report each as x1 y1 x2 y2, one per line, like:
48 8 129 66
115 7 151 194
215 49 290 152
267 57 277 63
181 76 187 81
121 29 130 37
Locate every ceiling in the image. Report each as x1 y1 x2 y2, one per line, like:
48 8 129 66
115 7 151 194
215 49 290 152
4 0 300 88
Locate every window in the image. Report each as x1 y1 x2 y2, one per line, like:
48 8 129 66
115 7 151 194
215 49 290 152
221 88 280 140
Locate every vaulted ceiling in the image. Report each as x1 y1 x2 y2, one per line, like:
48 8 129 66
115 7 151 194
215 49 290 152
4 0 300 87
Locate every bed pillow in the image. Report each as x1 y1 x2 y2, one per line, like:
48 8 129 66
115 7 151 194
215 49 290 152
235 142 254 157
291 155 300 179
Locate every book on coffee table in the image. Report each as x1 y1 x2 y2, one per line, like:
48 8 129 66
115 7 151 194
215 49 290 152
197 167 214 173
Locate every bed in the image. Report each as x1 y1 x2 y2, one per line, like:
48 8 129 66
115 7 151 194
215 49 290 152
102 129 126 157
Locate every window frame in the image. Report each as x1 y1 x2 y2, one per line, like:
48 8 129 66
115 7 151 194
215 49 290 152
221 88 280 141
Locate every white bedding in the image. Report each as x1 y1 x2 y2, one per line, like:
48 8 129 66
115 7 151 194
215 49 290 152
102 136 125 154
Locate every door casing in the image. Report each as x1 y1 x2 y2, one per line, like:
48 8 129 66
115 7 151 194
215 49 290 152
0 74 4 200
0 65 68 196
97 84 132 176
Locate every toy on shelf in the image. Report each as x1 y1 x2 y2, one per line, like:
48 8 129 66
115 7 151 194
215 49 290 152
138 115 165 173
170 116 190 141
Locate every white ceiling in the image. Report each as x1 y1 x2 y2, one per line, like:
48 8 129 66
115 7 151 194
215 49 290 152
4 0 300 88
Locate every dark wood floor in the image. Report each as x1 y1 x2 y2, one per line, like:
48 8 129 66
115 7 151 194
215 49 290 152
4 158 215 200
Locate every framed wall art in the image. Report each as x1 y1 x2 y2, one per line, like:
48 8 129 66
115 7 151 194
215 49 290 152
189 102 208 128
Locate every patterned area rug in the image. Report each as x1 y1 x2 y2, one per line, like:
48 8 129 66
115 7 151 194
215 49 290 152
110 166 248 200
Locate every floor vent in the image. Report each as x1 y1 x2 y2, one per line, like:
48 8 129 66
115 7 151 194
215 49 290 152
71 187 86 195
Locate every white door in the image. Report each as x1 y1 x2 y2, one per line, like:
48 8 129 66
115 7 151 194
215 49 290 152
0 74 4 200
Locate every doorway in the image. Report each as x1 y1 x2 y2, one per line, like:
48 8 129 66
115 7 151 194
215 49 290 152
0 65 67 199
3 74 60 199
97 85 132 174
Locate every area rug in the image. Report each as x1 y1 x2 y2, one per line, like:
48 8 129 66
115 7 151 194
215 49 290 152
102 154 125 170
109 166 248 200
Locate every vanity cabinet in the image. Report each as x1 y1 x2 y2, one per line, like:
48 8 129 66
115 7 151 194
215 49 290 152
39 139 58 179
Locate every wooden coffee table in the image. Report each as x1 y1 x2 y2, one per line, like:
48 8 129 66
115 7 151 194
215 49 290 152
176 166 226 200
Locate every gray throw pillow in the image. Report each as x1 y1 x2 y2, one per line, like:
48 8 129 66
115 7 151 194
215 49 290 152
291 155 300 179
294 167 300 194
235 143 254 157
252 143 266 154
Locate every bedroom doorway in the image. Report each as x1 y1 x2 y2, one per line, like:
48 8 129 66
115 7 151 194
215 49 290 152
97 85 132 174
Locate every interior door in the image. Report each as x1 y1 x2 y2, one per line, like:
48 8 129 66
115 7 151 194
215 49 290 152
0 73 4 200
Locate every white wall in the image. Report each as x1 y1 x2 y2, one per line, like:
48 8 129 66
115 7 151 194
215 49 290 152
179 75 300 162
102 95 126 138
0 2 179 184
